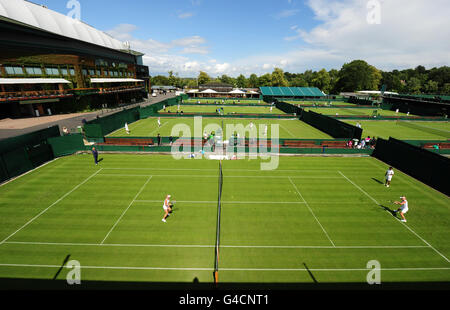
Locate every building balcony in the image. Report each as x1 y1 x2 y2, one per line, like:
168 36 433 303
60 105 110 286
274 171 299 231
0 89 73 102
0 86 146 102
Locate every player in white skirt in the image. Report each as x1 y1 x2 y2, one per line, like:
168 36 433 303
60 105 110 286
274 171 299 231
162 195 173 223
394 196 409 222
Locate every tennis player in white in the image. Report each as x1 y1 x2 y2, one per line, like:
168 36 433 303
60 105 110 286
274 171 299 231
385 167 394 187
394 196 409 222
162 194 173 223
157 117 161 128
125 122 130 135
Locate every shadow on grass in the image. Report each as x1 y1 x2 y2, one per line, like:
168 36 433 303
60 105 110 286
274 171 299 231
372 178 384 185
53 254 71 280
380 205 398 218
303 263 318 284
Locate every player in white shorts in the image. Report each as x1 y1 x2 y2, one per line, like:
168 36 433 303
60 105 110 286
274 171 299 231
385 167 394 187
394 196 408 222
162 194 173 223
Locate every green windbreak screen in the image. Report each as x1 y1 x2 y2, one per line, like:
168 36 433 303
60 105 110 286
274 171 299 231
48 134 86 157
0 125 60 154
2 148 33 179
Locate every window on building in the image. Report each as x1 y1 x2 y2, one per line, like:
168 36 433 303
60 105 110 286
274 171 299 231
113 71 119 77
45 67 60 76
60 68 68 76
95 59 108 67
25 67 43 75
82 69 88 76
89 69 95 76
96 70 101 76
5 66 24 75
69 68 75 76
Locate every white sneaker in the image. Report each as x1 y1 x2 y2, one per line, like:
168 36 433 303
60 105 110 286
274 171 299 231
401 219 406 222
386 185 389 187
162 219 166 223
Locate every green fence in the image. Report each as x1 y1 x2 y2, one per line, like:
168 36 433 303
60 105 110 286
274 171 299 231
48 134 87 157
0 126 60 184
140 96 182 119
0 125 60 154
301 109 363 140
372 137 450 195
84 107 140 138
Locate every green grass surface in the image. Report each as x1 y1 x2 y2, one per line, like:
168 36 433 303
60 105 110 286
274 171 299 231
0 154 449 285
345 120 450 140
109 118 332 139
166 105 286 114
185 99 265 104
285 101 358 106
303 108 410 117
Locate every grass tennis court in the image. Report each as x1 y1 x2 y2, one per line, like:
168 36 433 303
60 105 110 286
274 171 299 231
166 105 286 115
184 99 266 104
109 117 332 139
303 107 410 117
344 120 450 140
0 154 448 284
285 101 359 106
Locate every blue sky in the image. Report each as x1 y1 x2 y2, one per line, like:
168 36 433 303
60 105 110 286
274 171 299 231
36 0 450 77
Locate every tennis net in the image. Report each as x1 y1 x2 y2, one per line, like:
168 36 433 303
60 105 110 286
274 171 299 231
214 160 223 284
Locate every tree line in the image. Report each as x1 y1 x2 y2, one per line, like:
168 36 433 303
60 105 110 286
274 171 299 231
150 60 450 95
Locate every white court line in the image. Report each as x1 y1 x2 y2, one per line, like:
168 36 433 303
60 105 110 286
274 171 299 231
149 121 169 136
97 173 342 179
102 167 345 172
338 170 450 264
3 241 429 249
133 200 307 204
288 177 336 247
100 175 153 244
0 168 103 245
0 263 448 272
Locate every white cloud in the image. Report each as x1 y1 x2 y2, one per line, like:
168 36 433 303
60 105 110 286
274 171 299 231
281 0 450 71
107 1 450 77
178 12 194 19
274 9 300 19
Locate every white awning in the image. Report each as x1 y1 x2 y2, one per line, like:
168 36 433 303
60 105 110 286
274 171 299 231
0 78 71 84
187 89 199 93
90 78 144 83
200 89 217 93
229 89 245 94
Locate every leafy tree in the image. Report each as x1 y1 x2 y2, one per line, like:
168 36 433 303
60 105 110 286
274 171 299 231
236 74 247 88
271 68 288 87
258 73 272 86
335 60 381 92
406 77 422 94
198 71 211 85
311 69 331 94
247 74 259 88
424 80 439 94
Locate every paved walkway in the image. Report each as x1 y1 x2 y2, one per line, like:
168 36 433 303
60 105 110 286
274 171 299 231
0 93 176 140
